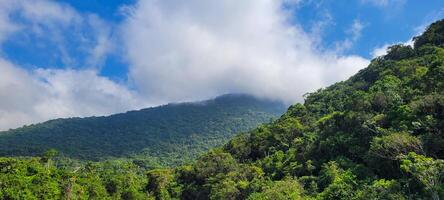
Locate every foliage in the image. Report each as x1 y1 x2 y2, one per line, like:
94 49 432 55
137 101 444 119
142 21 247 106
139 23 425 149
414 19 444 48
355 179 406 200
2 19 444 199
400 152 444 200
369 132 423 161
0 157 148 199
384 44 415 60
0 94 285 168
246 178 304 200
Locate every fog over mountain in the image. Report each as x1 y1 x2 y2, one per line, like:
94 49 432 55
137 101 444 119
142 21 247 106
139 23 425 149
0 0 373 130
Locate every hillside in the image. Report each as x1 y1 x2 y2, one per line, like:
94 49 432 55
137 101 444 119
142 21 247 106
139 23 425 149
165 19 444 199
0 94 286 166
1 20 444 199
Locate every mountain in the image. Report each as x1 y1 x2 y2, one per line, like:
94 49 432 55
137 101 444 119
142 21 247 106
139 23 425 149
1 20 444 199
147 19 444 199
0 94 286 166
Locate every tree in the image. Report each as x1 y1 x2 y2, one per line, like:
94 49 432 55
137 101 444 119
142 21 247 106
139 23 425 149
414 19 444 48
247 178 304 200
400 152 444 200
42 149 59 163
369 132 424 161
384 44 415 60
318 162 358 200
146 169 177 200
355 179 406 200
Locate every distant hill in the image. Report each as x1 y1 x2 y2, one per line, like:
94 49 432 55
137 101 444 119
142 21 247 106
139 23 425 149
0 94 286 166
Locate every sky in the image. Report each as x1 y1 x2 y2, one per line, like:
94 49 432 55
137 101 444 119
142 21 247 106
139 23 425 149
0 0 443 130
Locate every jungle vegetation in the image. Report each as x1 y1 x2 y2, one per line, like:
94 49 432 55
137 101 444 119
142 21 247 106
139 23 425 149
0 94 285 167
1 19 444 199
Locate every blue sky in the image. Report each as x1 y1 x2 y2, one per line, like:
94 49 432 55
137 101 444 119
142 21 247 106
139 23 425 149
292 0 444 56
0 0 443 130
3 0 444 79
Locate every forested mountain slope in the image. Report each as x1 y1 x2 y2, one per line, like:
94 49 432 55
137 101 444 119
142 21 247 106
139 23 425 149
0 94 286 166
1 20 444 199
148 19 444 199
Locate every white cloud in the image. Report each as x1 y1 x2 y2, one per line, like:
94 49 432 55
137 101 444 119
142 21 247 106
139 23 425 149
0 4 20 44
121 0 369 105
84 14 115 67
371 44 391 58
0 0 371 130
34 69 144 117
361 0 406 8
0 59 144 131
362 0 390 7
0 0 143 130
309 11 334 47
334 19 365 52
0 0 114 68
350 20 365 41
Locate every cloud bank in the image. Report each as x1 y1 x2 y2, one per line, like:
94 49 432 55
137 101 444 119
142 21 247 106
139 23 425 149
0 0 143 130
0 59 142 130
0 0 371 130
122 0 369 104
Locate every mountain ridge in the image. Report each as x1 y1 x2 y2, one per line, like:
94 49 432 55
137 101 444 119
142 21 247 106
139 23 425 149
0 93 286 166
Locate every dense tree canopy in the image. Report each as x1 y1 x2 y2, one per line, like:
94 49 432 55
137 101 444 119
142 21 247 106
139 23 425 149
0 94 285 167
1 19 444 199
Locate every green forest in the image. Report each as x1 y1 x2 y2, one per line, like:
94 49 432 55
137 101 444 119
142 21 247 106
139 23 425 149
0 94 285 168
1 19 444 199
